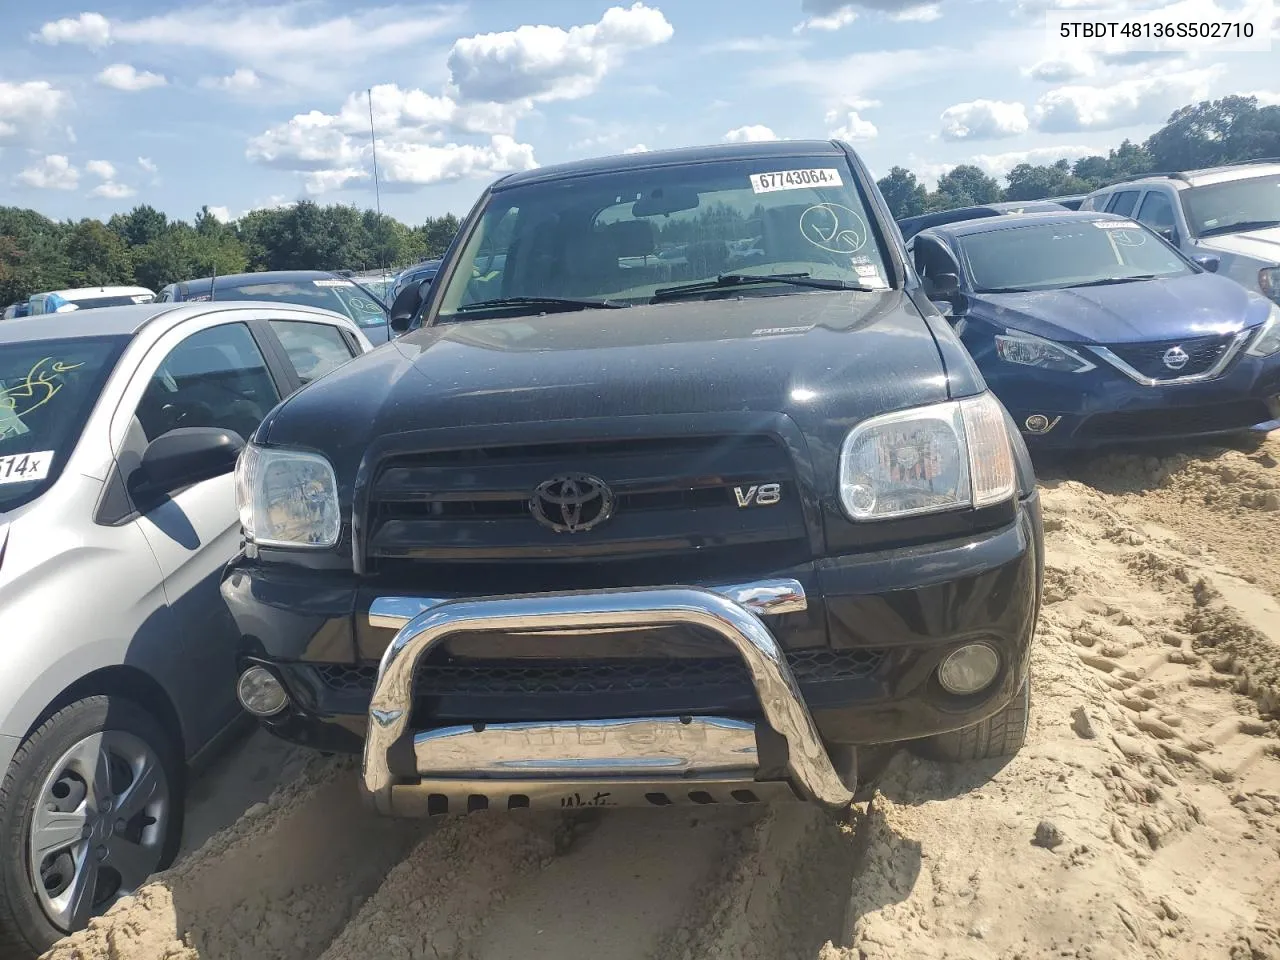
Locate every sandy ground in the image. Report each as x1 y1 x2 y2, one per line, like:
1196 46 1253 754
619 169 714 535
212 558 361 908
42 434 1280 960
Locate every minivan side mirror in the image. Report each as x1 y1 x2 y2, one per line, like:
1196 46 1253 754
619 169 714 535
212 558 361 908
1156 225 1179 245
389 279 427 333
1191 253 1220 273
139 427 244 494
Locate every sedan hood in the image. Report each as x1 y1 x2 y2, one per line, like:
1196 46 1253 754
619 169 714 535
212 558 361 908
970 272 1267 345
265 291 951 463
1197 225 1280 264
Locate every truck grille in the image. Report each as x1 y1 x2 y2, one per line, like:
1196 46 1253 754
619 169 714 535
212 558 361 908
362 434 809 566
316 648 886 696
1102 333 1237 381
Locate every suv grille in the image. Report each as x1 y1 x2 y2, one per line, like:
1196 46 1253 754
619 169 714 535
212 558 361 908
362 434 808 565
1102 333 1237 381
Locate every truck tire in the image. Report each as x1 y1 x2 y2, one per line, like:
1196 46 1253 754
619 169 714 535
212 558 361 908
0 696 183 960
913 674 1031 763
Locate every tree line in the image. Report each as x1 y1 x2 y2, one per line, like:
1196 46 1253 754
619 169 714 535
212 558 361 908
0 200 461 306
4 94 1279 307
875 94 1280 219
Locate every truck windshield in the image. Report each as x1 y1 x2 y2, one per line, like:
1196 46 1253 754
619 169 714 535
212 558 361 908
434 155 892 320
959 220 1193 293
1182 173 1280 238
0 335 127 513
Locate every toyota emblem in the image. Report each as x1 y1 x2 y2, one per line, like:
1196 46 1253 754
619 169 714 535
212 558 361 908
1162 345 1190 371
530 473 615 533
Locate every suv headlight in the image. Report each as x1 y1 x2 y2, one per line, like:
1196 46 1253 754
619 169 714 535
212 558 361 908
1259 267 1280 304
1246 303 1280 358
234 443 341 548
839 393 1016 521
994 331 1095 373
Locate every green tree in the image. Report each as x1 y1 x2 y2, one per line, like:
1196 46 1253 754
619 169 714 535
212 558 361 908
1145 96 1280 171
64 219 133 287
1004 159 1091 201
876 166 929 218
929 165 1002 210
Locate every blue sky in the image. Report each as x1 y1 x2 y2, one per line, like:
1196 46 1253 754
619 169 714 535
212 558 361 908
1 0 1277 225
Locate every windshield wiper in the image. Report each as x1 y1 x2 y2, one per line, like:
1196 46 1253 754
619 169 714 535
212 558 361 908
977 286 1034 294
1197 219 1280 238
1065 274 1159 288
652 272 877 301
454 295 625 314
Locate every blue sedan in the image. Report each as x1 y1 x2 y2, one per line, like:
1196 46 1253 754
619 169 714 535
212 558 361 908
907 211 1280 448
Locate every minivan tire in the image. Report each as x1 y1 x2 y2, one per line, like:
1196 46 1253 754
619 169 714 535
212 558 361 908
0 696 183 960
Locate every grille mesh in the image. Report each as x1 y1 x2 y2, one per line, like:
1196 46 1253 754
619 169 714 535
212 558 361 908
1104 333 1236 379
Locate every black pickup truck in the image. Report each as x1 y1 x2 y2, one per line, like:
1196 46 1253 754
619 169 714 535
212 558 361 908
222 140 1044 817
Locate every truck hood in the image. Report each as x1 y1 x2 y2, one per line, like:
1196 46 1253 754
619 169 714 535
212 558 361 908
1197 225 1280 265
969 272 1267 345
264 290 952 463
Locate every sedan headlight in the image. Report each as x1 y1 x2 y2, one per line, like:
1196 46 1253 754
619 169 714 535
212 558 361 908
994 331 1095 373
838 393 1017 521
234 443 341 548
1246 304 1280 358
1259 267 1280 304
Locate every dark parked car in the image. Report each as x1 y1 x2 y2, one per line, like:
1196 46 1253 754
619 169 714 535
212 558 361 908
897 200 1068 241
907 211 1280 448
158 271 393 344
222 140 1044 819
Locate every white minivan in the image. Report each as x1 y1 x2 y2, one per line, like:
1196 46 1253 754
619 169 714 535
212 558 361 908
27 287 156 315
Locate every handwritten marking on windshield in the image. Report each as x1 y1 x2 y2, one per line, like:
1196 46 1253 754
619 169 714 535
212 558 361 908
0 450 54 485
799 203 869 254
0 359 85 440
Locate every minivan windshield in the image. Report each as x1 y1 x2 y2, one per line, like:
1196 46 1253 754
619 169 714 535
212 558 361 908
958 219 1194 293
1182 173 1280 238
434 155 891 320
0 335 127 512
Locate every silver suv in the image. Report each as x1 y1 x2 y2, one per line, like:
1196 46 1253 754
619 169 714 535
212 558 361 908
1081 160 1280 303
0 301 371 957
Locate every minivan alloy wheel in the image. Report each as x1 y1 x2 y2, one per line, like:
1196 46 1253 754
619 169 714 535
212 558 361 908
27 731 170 931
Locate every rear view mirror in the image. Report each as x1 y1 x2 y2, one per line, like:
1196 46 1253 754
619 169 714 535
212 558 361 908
632 187 700 218
389 280 426 333
139 427 244 494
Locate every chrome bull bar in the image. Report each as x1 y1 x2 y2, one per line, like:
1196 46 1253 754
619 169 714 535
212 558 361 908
361 580 854 816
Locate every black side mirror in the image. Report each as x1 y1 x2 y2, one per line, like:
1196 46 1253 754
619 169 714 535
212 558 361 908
139 427 244 494
927 272 960 298
389 279 426 333
1192 253 1220 273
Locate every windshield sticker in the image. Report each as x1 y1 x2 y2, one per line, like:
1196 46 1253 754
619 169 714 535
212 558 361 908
0 359 85 441
753 325 815 336
1092 220 1131 229
750 169 843 194
799 203 869 254
313 279 354 287
0 450 54 484
851 255 873 265
854 263 878 277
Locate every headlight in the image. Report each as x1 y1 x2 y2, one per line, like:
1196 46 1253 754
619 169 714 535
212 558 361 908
234 443 341 548
994 331 1095 373
838 393 1017 521
1259 267 1280 304
1246 304 1280 358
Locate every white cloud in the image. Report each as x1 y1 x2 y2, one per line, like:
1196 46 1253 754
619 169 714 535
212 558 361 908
17 155 79 190
200 68 261 93
447 2 674 104
724 124 779 142
0 81 68 141
246 83 538 193
96 64 168 92
85 159 116 179
1026 56 1095 82
892 3 942 20
33 12 111 47
967 144 1101 180
90 181 136 199
138 156 158 174
623 143 649 153
699 36 807 54
826 108 878 141
207 205 233 222
1033 68 1219 132
1250 90 1280 106
940 99 1029 140
796 0 941 30
797 5 859 30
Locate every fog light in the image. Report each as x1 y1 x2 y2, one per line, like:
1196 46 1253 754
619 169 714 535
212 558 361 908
237 666 289 716
938 643 1000 695
1023 414 1061 435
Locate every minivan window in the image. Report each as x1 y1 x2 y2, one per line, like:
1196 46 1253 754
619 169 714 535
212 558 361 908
433 155 891 320
0 336 128 512
959 220 1193 293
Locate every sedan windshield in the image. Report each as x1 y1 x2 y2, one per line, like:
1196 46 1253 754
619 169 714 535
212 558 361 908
1182 173 1280 238
209 279 388 329
434 155 891 320
959 220 1193 293
0 336 126 512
